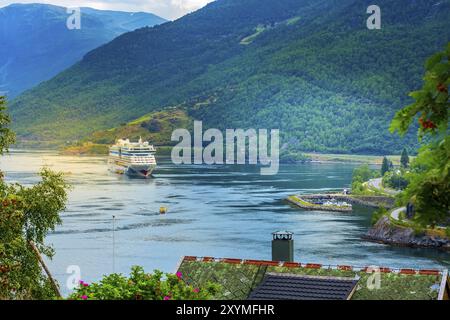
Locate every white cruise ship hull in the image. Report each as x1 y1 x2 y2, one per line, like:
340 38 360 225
126 164 156 178
109 160 156 178
108 138 157 179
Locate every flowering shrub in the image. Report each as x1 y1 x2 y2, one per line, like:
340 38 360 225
69 266 220 300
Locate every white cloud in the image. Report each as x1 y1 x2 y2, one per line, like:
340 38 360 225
171 0 211 11
0 0 214 20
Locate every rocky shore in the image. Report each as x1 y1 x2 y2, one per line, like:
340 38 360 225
365 216 450 250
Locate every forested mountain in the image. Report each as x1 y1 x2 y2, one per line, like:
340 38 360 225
0 3 166 97
9 0 450 154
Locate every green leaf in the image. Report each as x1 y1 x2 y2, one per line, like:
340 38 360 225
425 52 444 71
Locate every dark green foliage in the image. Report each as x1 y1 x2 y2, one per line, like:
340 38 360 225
0 97 15 155
371 207 388 225
141 119 163 133
381 157 391 176
392 44 450 227
398 141 450 227
351 164 377 194
353 164 376 182
279 151 310 164
400 148 410 168
384 170 409 190
10 0 450 154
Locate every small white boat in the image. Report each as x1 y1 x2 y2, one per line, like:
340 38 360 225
108 138 157 178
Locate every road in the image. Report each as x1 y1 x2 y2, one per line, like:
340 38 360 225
367 178 400 196
391 207 406 220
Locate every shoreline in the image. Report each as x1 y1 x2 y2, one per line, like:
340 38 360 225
12 144 402 165
365 216 450 250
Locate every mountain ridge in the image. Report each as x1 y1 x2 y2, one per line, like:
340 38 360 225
9 0 450 154
0 3 167 97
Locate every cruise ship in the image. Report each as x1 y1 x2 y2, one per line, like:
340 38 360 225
108 138 157 178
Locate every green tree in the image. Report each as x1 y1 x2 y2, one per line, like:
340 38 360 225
351 164 377 194
381 157 390 176
383 169 409 190
0 96 70 299
0 96 15 155
390 43 449 227
400 148 410 168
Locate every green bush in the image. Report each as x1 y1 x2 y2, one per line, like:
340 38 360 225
383 170 409 190
351 165 378 195
445 227 450 238
412 226 425 237
69 266 220 300
371 207 388 225
280 151 310 163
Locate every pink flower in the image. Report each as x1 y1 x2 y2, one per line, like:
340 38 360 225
83 283 89 287
163 296 171 301
81 295 88 300
176 272 182 279
193 288 200 293
79 280 84 285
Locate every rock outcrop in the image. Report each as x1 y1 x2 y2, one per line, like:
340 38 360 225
365 216 450 250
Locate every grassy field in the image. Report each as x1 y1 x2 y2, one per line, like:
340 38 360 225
304 153 411 165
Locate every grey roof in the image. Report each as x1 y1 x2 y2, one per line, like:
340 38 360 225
248 273 359 300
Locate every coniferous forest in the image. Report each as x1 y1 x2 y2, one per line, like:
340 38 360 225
9 0 450 154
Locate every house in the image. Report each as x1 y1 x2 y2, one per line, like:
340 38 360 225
176 256 449 300
176 232 449 300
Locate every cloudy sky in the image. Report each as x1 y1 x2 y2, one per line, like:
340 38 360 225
0 0 214 19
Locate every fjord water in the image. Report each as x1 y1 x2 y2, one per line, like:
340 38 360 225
1 150 449 294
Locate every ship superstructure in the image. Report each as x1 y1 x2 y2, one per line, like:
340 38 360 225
108 138 157 178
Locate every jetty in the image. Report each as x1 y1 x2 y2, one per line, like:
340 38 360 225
287 195 352 212
287 193 395 212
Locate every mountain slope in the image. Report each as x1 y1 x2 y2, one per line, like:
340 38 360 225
0 3 166 97
10 0 450 154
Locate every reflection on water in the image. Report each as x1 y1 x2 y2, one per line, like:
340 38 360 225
1 150 449 295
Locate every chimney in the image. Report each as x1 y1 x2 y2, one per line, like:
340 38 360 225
272 231 294 262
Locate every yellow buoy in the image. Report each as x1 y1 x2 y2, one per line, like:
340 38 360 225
160 207 167 214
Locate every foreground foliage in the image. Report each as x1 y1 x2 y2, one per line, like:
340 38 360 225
0 96 70 299
69 266 220 300
390 43 450 227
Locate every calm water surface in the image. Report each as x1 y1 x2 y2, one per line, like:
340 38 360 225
1 150 449 294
